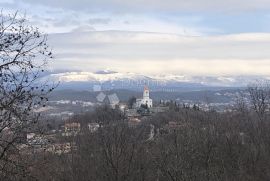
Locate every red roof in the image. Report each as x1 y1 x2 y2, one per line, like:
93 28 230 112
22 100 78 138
144 85 149 91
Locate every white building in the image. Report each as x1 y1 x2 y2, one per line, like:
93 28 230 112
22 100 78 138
136 86 153 108
88 123 100 133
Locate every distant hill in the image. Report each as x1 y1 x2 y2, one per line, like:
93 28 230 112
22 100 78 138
49 88 244 104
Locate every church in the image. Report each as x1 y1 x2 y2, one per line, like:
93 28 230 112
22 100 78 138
135 86 153 108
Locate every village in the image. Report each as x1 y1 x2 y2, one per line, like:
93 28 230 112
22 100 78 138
21 86 173 155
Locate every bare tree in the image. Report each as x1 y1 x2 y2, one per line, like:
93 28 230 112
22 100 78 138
0 11 54 178
128 96 136 109
248 81 270 121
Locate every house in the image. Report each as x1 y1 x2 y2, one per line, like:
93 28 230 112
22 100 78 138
88 123 100 133
62 122 81 136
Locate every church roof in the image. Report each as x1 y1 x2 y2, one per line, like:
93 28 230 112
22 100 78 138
144 85 149 91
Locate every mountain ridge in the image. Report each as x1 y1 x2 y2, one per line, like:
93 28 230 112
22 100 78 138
43 71 269 91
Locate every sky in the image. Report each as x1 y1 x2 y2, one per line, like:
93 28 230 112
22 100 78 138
2 0 270 76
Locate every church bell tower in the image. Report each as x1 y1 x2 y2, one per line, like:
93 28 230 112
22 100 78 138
143 85 150 99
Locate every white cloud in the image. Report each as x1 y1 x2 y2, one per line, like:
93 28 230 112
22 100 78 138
71 25 96 32
1 5 210 35
2 0 270 35
18 0 270 13
3 0 269 78
48 31 270 76
88 18 111 25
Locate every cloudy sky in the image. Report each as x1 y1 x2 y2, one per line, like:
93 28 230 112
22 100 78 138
3 0 270 76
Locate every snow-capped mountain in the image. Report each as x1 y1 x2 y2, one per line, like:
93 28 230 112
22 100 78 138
43 70 269 91
48 71 151 83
